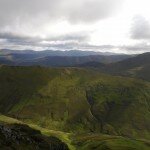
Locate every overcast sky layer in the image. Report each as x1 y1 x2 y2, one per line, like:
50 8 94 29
0 0 150 54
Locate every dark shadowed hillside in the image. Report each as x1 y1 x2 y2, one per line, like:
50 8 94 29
78 52 150 81
105 52 150 81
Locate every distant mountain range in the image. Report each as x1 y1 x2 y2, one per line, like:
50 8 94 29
0 49 133 66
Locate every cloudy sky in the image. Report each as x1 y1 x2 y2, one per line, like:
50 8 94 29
0 0 150 54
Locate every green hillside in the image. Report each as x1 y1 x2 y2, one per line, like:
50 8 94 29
0 65 150 141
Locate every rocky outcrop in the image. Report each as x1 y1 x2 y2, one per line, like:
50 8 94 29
0 123 69 150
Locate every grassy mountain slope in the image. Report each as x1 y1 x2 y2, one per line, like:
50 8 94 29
0 66 149 141
74 134 150 150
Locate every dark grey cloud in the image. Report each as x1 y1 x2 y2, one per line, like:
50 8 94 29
0 32 42 47
1 31 149 54
0 32 40 42
131 16 150 40
46 32 90 42
0 31 90 51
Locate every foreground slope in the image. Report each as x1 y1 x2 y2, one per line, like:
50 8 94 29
0 114 75 150
0 66 150 141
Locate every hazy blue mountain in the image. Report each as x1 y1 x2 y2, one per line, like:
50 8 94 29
0 49 132 66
